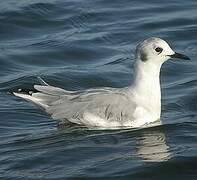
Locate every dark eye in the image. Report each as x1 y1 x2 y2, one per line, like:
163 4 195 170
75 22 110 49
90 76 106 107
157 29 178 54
155 47 163 53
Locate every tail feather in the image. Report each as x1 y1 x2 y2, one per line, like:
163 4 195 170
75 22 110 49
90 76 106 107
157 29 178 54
13 79 67 110
13 92 49 109
13 79 78 123
32 92 60 104
34 85 71 95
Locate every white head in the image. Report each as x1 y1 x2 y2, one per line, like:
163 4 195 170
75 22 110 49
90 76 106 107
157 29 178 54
132 38 190 121
135 37 190 65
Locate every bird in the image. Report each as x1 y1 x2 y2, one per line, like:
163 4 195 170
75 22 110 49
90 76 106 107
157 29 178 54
13 37 190 129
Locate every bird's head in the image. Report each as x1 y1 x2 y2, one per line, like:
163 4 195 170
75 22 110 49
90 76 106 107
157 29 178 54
135 37 190 65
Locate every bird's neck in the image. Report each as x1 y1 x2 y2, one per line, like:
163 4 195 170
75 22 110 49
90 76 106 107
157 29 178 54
131 59 162 117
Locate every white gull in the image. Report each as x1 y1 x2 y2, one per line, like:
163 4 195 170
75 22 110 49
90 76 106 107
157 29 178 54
13 37 190 128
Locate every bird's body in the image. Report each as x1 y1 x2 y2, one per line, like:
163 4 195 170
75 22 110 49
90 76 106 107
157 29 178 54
13 37 190 128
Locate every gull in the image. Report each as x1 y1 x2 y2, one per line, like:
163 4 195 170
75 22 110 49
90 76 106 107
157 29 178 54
13 37 190 128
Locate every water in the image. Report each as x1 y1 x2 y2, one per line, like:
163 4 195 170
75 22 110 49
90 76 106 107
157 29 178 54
0 0 197 179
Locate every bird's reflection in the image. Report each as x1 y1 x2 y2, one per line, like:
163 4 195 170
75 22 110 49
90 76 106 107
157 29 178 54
58 120 171 162
136 122 171 162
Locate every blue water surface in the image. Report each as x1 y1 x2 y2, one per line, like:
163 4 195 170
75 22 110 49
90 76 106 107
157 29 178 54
0 0 197 179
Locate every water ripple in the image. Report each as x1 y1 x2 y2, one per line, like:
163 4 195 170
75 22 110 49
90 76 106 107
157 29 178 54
0 0 197 179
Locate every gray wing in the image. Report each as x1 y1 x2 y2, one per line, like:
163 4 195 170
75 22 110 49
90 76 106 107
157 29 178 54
35 86 136 125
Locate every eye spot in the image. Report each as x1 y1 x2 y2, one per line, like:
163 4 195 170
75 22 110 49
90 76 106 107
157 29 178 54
140 51 148 62
155 47 163 53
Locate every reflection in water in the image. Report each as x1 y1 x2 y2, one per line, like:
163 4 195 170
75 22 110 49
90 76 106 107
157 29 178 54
136 125 171 162
58 120 171 162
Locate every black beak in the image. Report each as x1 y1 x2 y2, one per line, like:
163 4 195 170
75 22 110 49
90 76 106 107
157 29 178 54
169 52 190 60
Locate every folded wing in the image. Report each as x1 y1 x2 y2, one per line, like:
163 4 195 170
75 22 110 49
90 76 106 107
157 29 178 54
14 84 136 126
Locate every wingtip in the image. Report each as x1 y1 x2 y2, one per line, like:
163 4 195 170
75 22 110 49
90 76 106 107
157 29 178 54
13 92 20 97
12 92 28 98
12 92 17 96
